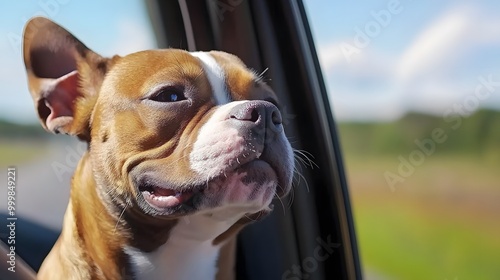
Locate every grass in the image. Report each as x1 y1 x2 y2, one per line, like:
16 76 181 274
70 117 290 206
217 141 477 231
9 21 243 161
0 140 50 166
345 154 500 280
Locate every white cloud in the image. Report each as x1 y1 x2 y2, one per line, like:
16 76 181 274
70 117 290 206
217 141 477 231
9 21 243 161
395 6 473 85
329 90 405 122
317 5 500 121
317 42 346 72
395 5 500 114
395 5 500 86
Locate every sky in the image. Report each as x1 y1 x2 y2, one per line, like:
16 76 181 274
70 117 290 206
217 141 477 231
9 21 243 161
305 0 500 121
0 0 157 123
1 0 500 123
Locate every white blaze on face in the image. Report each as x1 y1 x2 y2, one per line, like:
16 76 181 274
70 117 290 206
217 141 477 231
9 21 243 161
190 51 239 177
188 52 279 212
190 52 230 105
189 100 248 177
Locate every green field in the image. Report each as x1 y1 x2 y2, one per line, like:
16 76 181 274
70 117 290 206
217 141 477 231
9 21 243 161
0 119 50 166
345 154 500 279
0 140 50 166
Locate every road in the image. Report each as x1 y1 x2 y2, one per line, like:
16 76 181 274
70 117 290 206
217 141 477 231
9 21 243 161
0 139 81 231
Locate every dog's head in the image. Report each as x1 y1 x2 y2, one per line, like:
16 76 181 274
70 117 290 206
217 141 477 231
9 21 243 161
23 17 294 230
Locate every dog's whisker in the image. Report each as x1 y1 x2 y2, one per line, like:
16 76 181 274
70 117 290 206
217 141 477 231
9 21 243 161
287 187 295 208
295 149 315 158
293 158 306 174
206 175 211 189
255 68 269 82
294 154 308 167
114 200 130 233
183 142 193 150
294 170 310 193
293 149 318 169
274 191 287 214
291 166 301 186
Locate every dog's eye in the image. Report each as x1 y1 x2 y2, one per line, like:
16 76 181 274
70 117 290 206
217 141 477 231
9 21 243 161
150 87 186 103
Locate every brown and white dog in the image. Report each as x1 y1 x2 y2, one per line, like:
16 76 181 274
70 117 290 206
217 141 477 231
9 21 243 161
22 17 294 280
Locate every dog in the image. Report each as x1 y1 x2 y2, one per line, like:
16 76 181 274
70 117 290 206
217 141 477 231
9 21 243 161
22 17 294 280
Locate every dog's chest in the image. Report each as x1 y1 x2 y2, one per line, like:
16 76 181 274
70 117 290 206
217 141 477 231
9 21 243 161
126 241 219 280
125 215 237 280
126 235 221 280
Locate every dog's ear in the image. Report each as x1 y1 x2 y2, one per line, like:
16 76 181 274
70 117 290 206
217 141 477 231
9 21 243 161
23 17 118 141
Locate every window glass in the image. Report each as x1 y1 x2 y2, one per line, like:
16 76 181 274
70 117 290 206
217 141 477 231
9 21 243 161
304 1 500 279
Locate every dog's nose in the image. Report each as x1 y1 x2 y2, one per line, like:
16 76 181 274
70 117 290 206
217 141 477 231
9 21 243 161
228 100 283 139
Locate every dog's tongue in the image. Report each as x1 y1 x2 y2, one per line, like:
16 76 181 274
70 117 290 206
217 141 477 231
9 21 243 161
143 186 194 208
152 186 176 196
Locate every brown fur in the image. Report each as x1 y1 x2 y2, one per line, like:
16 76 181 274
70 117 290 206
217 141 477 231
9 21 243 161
23 17 280 280
38 154 129 279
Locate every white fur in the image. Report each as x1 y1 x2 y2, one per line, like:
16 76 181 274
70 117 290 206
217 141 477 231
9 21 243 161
125 212 244 280
190 52 230 105
189 100 247 176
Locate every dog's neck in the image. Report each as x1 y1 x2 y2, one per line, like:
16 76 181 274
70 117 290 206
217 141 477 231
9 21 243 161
61 153 129 279
125 214 239 280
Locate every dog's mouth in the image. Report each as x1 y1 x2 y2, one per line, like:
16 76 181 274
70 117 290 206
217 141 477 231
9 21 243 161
139 183 195 209
134 155 289 215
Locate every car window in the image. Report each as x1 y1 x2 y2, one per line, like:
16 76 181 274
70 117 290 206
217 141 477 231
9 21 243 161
2 2 356 278
303 1 500 279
